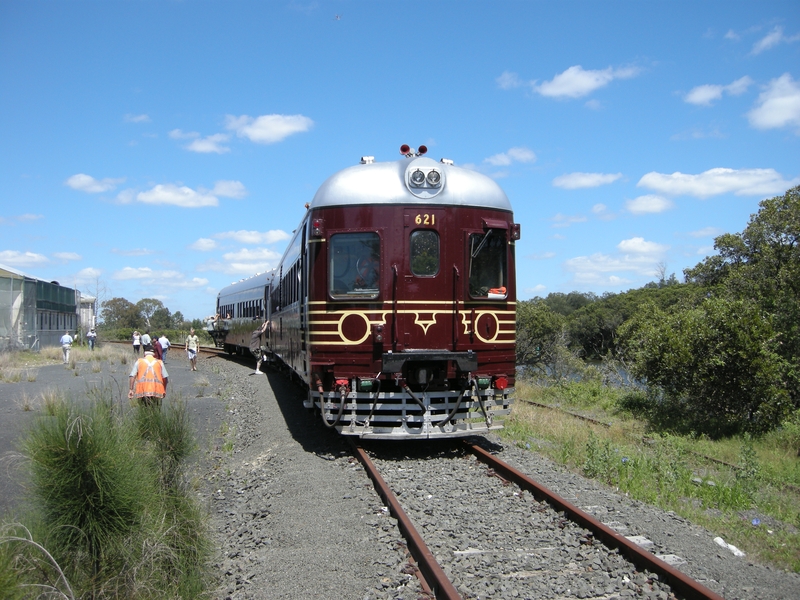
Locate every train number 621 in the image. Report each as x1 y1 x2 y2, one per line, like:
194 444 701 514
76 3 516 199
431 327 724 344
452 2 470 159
415 213 436 226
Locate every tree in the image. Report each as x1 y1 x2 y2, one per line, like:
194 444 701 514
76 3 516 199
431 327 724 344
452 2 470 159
99 298 141 329
620 297 791 436
685 185 800 403
172 311 185 328
150 307 173 331
541 291 597 317
516 300 566 374
135 299 165 330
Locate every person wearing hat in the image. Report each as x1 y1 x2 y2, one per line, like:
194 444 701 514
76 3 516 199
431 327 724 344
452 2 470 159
128 344 168 407
86 327 97 351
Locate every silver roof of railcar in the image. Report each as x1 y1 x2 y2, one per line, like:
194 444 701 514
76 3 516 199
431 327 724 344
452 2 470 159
217 269 276 299
310 156 512 211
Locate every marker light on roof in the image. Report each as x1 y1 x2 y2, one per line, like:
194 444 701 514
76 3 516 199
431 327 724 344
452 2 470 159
418 145 428 156
400 144 411 155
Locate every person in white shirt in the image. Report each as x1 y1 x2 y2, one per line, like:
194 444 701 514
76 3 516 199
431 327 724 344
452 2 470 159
59 331 73 364
158 334 171 363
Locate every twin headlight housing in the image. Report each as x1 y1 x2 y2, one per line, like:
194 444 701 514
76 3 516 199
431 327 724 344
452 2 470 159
405 164 445 199
409 168 441 188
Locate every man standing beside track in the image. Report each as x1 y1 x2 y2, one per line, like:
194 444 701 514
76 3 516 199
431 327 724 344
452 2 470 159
128 344 168 407
185 327 199 371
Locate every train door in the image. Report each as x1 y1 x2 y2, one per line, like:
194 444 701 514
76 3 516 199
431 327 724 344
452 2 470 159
393 209 454 352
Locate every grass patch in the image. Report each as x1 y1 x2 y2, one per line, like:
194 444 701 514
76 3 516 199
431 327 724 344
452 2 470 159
505 377 800 572
1 392 212 598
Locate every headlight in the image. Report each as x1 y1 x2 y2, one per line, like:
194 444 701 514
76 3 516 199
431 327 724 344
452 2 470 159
426 169 441 186
410 169 426 186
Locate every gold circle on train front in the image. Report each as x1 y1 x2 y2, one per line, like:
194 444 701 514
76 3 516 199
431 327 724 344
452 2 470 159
338 312 371 345
473 311 500 343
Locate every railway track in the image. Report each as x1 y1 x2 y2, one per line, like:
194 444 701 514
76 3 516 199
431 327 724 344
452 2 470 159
352 439 725 600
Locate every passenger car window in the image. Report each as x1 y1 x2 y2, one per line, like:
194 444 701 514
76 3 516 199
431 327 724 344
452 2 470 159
330 232 381 299
468 231 507 298
410 230 439 276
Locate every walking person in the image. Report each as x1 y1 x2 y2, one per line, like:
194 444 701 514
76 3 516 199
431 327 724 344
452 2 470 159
158 333 171 363
128 344 168 407
140 331 151 349
185 327 199 371
151 333 163 360
132 330 141 355
59 331 73 364
86 328 97 351
250 319 270 375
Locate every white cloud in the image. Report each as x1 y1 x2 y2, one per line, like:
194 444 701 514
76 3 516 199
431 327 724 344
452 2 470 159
136 184 219 208
225 113 314 144
592 204 607 214
551 213 587 228
484 147 536 166
124 113 150 123
75 267 102 286
169 129 199 139
198 247 284 276
112 267 208 288
625 195 674 215
747 73 800 132
684 76 753 106
618 237 669 255
563 236 669 284
724 29 740 41
53 252 82 261
688 226 721 238
552 172 622 189
751 26 800 55
496 71 523 90
185 134 231 154
0 250 48 267
190 238 217 251
214 230 291 245
65 173 125 193
533 65 640 99
211 180 247 199
112 248 154 256
526 252 556 260
17 214 43 222
637 167 797 198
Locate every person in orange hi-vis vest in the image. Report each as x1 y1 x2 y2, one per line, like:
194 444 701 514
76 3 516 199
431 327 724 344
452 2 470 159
128 344 169 407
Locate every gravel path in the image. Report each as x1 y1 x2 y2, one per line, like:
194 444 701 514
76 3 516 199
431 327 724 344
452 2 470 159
2 352 799 598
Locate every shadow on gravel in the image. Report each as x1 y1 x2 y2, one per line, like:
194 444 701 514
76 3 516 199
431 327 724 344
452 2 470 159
262 367 352 459
254 362 506 465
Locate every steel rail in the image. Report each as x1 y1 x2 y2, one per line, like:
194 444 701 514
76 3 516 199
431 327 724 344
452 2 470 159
349 440 461 600
465 441 726 600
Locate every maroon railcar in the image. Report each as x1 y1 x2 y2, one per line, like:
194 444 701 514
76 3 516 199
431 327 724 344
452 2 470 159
214 145 519 439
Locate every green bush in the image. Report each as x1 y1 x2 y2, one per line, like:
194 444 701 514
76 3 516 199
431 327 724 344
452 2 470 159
620 297 791 436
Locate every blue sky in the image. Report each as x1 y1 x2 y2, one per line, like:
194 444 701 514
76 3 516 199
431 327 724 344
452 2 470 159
2 1 798 321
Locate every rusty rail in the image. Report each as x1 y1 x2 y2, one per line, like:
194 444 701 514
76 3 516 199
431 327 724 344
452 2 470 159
465 441 726 600
349 440 461 600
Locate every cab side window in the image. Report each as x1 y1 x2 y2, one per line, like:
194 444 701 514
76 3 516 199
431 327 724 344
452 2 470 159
468 231 507 298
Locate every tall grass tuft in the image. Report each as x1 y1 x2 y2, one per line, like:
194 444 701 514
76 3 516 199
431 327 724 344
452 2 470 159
21 399 155 587
15 393 210 597
135 398 197 488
